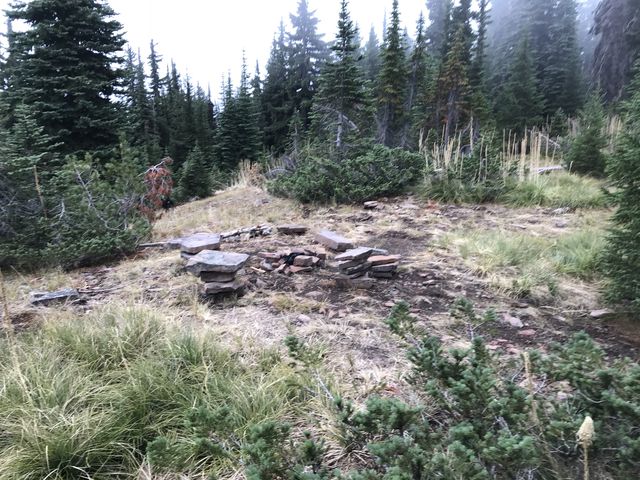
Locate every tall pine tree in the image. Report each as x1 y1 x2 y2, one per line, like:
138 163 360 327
5 0 125 162
376 0 408 147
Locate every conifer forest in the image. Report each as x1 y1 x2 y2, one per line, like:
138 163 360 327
1 1 640 479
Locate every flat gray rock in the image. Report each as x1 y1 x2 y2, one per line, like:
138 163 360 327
203 279 245 295
335 247 373 262
277 224 308 235
165 238 184 250
180 233 221 254
371 262 399 273
314 230 354 252
186 250 249 275
30 288 79 306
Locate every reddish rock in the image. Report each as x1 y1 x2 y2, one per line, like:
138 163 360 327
275 264 287 273
314 230 354 251
304 247 327 260
517 329 537 337
369 255 401 266
293 255 314 267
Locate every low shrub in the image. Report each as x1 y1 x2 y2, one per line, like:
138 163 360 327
268 144 423 203
0 157 151 269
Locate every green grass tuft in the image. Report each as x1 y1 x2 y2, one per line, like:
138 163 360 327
0 305 314 479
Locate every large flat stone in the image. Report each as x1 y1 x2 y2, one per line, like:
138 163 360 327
203 279 245 295
180 233 221 254
186 250 249 275
277 224 308 235
30 288 79 306
314 230 354 252
334 247 373 262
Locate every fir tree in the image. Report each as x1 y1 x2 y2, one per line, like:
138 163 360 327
565 92 608 176
376 0 408 147
287 0 327 131
495 37 544 134
314 0 369 154
425 0 453 58
5 0 125 161
262 22 292 154
602 66 640 311
362 26 381 85
469 0 491 125
176 144 211 201
402 12 429 148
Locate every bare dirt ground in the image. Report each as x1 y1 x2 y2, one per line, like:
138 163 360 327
5 186 638 398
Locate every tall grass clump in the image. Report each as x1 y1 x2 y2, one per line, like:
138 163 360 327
0 305 314 479
421 125 608 209
453 227 606 297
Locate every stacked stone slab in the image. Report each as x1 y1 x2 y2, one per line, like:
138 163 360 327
258 246 326 274
334 247 374 278
179 233 221 260
334 248 401 279
314 230 354 252
186 250 249 295
368 254 401 278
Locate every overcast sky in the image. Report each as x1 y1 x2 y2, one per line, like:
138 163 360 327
1 0 427 98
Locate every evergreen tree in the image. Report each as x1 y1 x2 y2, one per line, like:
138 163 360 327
602 66 640 311
287 0 327 131
376 0 408 147
5 0 125 161
314 0 369 154
469 0 491 125
565 92 608 176
542 0 583 116
434 0 475 142
262 22 292 154
425 0 453 58
362 26 381 85
402 12 429 148
234 56 262 163
176 144 211 201
495 37 544 133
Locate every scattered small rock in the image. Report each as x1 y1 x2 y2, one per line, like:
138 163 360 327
590 309 615 319
501 312 524 329
517 329 537 337
363 201 380 210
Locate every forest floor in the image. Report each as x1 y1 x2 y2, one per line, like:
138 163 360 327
4 186 639 397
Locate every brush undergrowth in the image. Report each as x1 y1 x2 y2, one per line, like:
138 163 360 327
2 302 638 479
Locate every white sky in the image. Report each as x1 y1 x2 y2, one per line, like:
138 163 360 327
0 0 427 98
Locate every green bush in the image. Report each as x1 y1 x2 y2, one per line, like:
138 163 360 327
0 156 150 269
268 144 423 203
